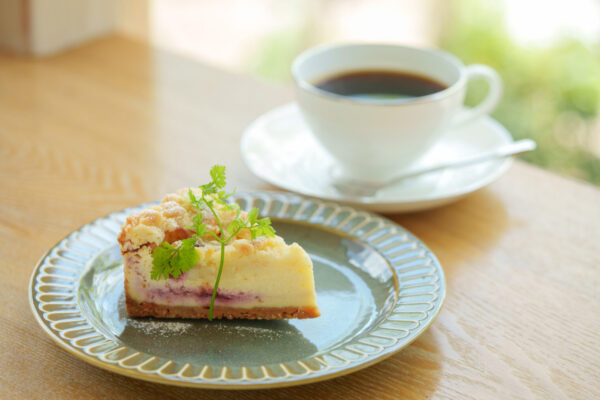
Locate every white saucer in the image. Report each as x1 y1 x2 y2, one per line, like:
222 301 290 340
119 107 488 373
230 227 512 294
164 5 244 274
241 103 514 213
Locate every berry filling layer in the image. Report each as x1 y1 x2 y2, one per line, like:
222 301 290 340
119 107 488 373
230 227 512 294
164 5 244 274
146 286 261 305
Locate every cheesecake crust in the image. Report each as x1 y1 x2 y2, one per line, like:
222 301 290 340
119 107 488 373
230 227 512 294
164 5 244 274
126 295 320 320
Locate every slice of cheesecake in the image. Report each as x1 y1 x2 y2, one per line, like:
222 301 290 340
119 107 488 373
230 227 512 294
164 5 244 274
118 188 320 320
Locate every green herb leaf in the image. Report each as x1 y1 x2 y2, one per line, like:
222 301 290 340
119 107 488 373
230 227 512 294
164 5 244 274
150 165 276 320
226 218 243 236
188 189 198 206
171 237 200 278
151 242 175 280
252 217 276 239
151 239 199 280
210 165 226 189
247 207 259 224
192 213 206 236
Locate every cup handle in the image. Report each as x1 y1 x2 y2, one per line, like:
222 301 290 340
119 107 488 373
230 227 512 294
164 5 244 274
451 64 502 127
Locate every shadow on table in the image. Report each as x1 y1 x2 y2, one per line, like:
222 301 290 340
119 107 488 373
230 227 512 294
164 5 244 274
388 188 509 283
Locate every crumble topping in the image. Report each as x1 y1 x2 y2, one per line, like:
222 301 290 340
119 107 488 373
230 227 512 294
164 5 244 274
118 188 250 253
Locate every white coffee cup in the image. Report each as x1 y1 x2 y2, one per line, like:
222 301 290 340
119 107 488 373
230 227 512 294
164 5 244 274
292 43 502 182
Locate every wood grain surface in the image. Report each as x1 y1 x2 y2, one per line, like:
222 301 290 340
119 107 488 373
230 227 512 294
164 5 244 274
1 36 599 400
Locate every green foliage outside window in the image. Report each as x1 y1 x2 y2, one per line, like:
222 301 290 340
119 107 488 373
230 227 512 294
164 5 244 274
441 0 600 184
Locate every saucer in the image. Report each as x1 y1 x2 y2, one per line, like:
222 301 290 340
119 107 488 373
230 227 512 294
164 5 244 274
241 103 514 213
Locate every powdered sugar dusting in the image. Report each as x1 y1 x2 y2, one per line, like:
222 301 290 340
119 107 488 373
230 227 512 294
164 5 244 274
128 319 192 336
126 318 293 340
213 324 289 339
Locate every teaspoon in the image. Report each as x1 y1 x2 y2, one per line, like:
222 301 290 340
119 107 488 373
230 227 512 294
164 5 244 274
332 139 537 198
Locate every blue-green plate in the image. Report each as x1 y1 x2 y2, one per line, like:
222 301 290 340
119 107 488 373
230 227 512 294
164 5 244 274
29 192 445 389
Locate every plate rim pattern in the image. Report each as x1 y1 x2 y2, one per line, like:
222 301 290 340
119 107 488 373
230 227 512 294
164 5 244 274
29 191 446 389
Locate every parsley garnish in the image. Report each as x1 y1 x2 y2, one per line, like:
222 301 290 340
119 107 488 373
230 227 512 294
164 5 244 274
150 165 275 320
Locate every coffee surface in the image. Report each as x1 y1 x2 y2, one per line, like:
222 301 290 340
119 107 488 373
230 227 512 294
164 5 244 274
315 70 447 101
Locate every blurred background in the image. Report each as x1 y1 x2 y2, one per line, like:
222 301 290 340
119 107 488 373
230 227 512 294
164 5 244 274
2 0 599 184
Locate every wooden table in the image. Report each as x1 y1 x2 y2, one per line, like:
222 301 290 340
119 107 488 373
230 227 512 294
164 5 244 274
1 36 599 400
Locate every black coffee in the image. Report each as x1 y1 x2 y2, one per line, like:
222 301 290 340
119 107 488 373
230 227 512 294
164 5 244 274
314 70 447 102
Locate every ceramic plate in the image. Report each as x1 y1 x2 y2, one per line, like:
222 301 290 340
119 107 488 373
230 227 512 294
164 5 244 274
30 192 445 389
241 103 514 213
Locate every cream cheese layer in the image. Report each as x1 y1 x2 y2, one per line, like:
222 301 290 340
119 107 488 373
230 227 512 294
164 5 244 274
125 236 318 309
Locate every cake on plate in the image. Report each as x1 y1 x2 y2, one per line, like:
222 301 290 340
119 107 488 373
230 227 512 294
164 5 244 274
118 180 320 320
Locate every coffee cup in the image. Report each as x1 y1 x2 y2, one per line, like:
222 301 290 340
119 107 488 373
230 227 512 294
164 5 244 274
292 43 502 182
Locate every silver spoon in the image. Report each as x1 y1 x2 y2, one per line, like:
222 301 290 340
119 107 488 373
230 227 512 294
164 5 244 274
332 139 537 198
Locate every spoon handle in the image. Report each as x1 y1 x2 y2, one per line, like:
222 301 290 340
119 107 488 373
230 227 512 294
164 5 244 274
387 139 537 184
